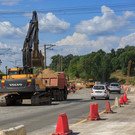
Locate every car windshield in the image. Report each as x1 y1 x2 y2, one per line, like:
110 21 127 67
93 86 105 90
111 84 119 86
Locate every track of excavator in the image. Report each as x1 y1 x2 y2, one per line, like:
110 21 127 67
0 92 52 106
31 92 52 105
0 93 22 106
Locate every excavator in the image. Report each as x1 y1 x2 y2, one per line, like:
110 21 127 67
0 11 52 106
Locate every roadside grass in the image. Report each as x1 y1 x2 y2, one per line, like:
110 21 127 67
110 70 135 85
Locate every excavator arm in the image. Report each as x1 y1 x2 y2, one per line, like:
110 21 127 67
22 11 43 74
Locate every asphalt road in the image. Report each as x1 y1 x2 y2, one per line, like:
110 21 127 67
0 88 123 135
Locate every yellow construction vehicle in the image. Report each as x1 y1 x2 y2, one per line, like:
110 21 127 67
0 11 51 106
86 79 95 88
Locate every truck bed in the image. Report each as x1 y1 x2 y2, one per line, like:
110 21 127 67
42 72 66 90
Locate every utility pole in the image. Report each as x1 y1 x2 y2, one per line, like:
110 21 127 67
61 56 63 72
59 55 60 72
44 45 46 69
127 60 132 76
43 44 56 69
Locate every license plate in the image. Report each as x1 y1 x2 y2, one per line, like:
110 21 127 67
95 91 102 93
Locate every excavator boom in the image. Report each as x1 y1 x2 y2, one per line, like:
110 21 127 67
22 11 43 74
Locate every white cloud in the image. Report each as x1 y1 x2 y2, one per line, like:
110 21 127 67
24 12 70 34
119 33 135 48
55 33 120 56
90 36 120 51
123 11 135 19
0 21 24 38
56 32 90 46
0 42 8 48
0 12 70 38
75 6 130 35
39 13 70 33
0 0 20 6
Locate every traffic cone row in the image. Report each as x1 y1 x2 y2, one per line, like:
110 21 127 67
104 101 113 113
87 104 100 121
52 113 72 135
119 93 128 105
52 91 129 135
114 97 121 107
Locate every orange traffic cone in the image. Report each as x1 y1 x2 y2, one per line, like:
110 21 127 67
125 87 127 91
123 93 128 103
104 101 113 113
52 113 72 135
119 95 125 105
87 104 100 121
94 104 100 119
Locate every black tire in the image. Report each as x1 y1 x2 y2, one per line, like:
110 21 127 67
64 87 67 100
105 96 109 100
61 91 65 101
119 91 121 94
91 97 95 100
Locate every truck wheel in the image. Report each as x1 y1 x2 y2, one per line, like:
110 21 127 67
59 91 64 101
64 87 67 100
64 92 67 100
61 91 65 101
54 95 57 101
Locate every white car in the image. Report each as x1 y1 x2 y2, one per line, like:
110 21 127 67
108 82 121 94
91 84 110 100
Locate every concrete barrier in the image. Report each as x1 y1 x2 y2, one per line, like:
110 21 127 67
0 125 26 135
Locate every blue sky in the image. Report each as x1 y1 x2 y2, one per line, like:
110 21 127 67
0 0 135 72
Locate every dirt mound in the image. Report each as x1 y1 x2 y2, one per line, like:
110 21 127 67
37 68 58 78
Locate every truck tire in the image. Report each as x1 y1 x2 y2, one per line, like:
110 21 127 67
61 90 65 101
64 87 67 100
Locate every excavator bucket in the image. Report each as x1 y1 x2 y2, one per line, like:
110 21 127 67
31 50 43 68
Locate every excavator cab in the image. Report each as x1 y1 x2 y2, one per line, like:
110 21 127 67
8 68 23 75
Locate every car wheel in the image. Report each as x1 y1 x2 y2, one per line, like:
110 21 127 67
91 97 95 100
105 96 109 100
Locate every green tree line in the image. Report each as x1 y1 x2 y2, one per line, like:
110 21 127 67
49 46 135 81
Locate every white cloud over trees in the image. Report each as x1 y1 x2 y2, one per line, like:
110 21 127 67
75 6 133 35
55 32 120 55
119 33 135 48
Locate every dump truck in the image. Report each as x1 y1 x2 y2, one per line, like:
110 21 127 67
86 79 95 88
0 11 51 106
37 69 67 101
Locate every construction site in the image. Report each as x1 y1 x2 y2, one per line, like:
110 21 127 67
0 0 135 135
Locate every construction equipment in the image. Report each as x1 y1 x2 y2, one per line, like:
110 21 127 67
0 11 51 106
86 79 95 88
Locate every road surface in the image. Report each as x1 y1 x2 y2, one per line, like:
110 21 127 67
0 88 123 135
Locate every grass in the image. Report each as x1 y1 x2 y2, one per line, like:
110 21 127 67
110 70 135 85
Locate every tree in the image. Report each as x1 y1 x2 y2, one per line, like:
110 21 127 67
68 56 80 78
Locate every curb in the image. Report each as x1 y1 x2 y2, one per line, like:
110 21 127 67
0 125 26 135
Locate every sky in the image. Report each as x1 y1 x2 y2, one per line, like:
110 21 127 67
0 0 135 72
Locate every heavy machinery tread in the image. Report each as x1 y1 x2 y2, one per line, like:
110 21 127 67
31 92 52 106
